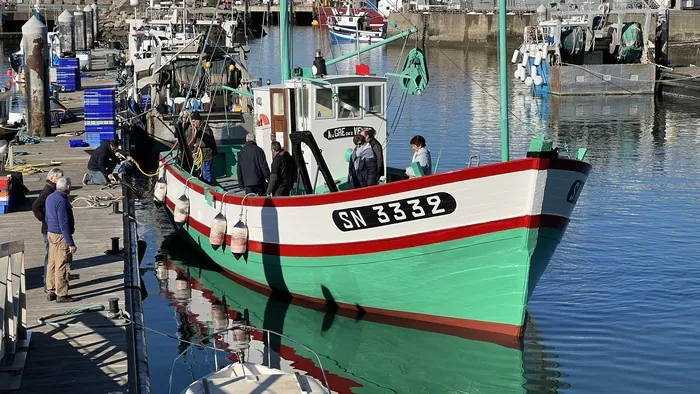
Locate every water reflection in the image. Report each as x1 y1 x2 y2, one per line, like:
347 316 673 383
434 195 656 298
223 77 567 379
154 237 567 394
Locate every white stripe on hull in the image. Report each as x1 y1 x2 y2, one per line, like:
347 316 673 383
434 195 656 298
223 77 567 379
164 164 587 246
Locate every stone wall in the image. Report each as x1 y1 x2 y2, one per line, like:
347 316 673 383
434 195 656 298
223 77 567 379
389 11 700 47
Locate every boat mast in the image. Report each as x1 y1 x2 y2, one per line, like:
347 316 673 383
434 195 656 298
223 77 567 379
498 0 509 162
280 0 291 81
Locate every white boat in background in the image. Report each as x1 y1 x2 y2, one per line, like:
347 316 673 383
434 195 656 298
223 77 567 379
328 2 387 43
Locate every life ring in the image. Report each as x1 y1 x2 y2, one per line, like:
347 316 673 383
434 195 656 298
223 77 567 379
256 113 270 127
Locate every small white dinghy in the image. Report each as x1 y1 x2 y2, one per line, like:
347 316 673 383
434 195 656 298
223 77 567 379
179 324 331 394
182 362 329 394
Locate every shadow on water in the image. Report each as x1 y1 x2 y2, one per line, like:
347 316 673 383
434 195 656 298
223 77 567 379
155 234 568 393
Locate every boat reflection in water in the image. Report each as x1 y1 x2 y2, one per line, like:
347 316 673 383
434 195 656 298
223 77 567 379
154 245 568 394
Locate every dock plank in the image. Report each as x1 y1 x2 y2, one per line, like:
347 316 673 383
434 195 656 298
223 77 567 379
0 66 131 393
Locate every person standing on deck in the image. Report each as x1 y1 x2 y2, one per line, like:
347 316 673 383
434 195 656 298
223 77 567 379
237 133 270 195
267 141 297 196
360 128 384 183
188 111 218 184
45 177 76 303
82 139 122 185
31 167 64 293
405 135 432 177
348 135 377 189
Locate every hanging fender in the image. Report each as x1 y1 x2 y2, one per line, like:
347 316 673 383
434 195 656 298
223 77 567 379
210 212 227 250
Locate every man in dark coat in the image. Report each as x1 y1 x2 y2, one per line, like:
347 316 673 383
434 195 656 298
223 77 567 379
361 128 384 183
348 135 377 189
188 111 218 184
82 139 121 185
237 133 270 195
267 141 296 196
32 167 64 291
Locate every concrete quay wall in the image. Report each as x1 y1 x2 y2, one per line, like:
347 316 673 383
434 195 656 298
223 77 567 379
388 11 700 47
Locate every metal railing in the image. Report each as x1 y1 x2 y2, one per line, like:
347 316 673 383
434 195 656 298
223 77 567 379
0 240 29 391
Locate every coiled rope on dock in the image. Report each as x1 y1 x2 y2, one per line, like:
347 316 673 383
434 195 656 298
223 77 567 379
71 190 123 209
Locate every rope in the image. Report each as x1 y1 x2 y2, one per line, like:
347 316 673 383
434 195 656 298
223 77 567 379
71 194 123 209
37 305 128 329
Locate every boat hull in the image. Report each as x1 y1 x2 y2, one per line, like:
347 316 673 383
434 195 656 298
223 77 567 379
162 156 590 341
329 25 386 43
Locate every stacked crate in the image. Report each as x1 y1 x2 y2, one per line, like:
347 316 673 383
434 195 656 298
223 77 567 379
56 57 81 92
84 88 118 146
0 175 11 215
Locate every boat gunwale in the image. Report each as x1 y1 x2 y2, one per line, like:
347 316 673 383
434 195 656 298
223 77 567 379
162 154 591 208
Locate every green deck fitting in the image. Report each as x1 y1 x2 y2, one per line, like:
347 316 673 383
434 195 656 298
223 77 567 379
577 148 588 161
411 162 424 177
205 187 215 207
528 137 554 152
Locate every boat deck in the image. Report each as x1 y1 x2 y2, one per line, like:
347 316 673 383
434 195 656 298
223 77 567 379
215 175 245 194
0 63 129 392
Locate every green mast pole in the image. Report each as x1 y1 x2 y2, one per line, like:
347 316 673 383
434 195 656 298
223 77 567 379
498 0 510 162
280 0 291 82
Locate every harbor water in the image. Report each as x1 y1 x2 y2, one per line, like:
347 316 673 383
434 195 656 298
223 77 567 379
5 25 700 392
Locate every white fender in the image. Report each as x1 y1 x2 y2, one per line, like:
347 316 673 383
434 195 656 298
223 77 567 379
153 177 167 205
230 220 249 257
531 65 538 79
525 77 533 87
511 49 520 64
534 75 544 86
534 51 542 66
174 194 190 226
521 52 529 67
209 212 227 250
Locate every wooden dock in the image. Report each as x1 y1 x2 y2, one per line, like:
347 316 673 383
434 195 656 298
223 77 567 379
0 66 131 392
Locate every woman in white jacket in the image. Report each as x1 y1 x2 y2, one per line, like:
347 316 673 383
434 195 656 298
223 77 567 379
405 135 432 177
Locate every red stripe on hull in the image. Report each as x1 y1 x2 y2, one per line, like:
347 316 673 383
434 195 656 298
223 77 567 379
164 156 589 208
165 196 568 258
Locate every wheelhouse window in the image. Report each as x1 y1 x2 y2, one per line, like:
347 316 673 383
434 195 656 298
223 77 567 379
315 88 334 119
272 92 284 116
365 85 383 115
297 87 308 119
338 86 361 119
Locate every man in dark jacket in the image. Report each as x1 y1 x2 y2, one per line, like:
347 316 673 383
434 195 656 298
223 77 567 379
348 135 377 189
237 133 270 195
82 139 121 185
267 141 296 196
45 177 76 303
32 167 64 291
360 128 384 183
188 111 218 184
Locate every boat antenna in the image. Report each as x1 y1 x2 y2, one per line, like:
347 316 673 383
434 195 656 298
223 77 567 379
280 0 291 81
498 0 510 162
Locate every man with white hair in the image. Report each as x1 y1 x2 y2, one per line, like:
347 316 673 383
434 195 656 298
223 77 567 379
32 167 64 292
45 176 77 303
236 133 270 195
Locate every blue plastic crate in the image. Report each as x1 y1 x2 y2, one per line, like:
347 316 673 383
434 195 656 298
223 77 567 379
84 89 116 97
58 58 79 67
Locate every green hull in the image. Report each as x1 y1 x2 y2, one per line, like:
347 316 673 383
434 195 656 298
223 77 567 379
164 258 566 393
167 206 566 340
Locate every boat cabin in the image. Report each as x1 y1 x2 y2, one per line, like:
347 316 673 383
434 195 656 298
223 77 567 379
203 68 394 196
252 73 387 192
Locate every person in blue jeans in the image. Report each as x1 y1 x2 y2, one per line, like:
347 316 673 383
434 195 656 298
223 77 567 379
82 139 121 185
31 167 64 292
188 111 218 184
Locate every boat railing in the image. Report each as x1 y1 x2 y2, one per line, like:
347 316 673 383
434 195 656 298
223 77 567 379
0 240 29 390
171 323 332 394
